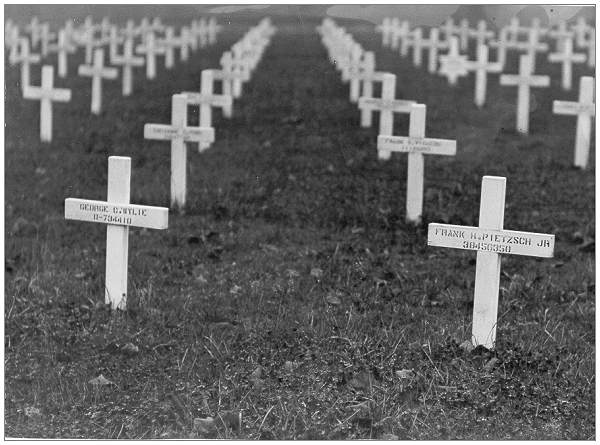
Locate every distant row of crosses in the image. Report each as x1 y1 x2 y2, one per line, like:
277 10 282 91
322 18 556 350
10 15 223 142
372 17 595 168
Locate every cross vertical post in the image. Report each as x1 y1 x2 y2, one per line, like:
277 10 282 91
105 156 131 310
406 104 426 223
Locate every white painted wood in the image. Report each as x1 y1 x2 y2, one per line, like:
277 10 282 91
23 65 71 142
377 17 392 47
553 76 595 169
586 29 595 68
112 38 144 96
548 37 586 90
64 156 169 310
50 29 75 78
390 20 409 51
357 73 416 156
427 176 555 348
181 69 233 151
136 32 164 79
458 19 470 51
469 20 493 48
515 27 548 72
411 28 423 67
144 94 215 210
548 21 573 53
488 27 508 71
428 223 556 257
572 17 591 47
423 28 447 74
438 37 469 85
499 55 550 134
78 49 118 114
377 104 456 223
207 17 221 44
162 27 175 69
467 44 502 108
16 38 40 92
64 198 169 229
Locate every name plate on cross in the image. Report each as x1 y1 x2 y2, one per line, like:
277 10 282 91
143 125 215 142
65 198 169 229
428 223 555 257
181 92 232 108
377 135 456 155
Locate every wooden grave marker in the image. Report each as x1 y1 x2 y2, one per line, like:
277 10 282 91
469 20 494 48
357 73 416 156
49 29 76 78
499 54 550 134
438 37 469 85
136 32 165 79
422 27 448 74
181 69 233 151
411 27 424 67
377 104 456 223
467 44 502 107
144 94 215 209
65 156 169 310
548 36 586 91
427 176 555 349
78 49 118 114
15 38 41 91
112 38 144 96
23 65 71 142
553 76 595 169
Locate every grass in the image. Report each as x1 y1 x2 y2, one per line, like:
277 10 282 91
4 14 595 439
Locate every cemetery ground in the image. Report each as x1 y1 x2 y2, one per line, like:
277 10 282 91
4 16 595 439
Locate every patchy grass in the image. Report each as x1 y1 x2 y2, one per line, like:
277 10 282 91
4 15 595 439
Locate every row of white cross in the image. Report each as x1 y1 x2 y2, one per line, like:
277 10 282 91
64 18 277 311
14 16 223 142
320 18 556 350
144 18 277 210
377 16 595 72
376 17 596 169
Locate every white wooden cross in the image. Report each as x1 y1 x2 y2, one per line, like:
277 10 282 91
160 27 177 69
385 18 398 49
553 76 595 169
457 19 471 51
440 18 457 42
548 36 586 91
112 38 144 96
65 156 169 310
376 17 393 47
548 20 573 53
377 104 456 223
6 25 20 66
82 26 103 65
584 29 595 68
466 44 502 108
38 23 55 57
499 54 550 134
422 28 448 74
48 29 76 78
196 18 209 48
346 48 371 103
353 52 387 127
136 32 165 79
220 51 249 99
488 27 509 71
25 16 41 48
515 27 548 72
15 38 40 91
438 37 469 85
107 25 124 64
78 49 118 114
357 73 415 158
181 69 233 152
505 17 525 45
572 17 592 48
178 27 191 61
411 28 424 67
390 19 409 51
144 94 215 210
207 17 221 45
23 65 71 142
469 20 494 48
428 176 555 349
